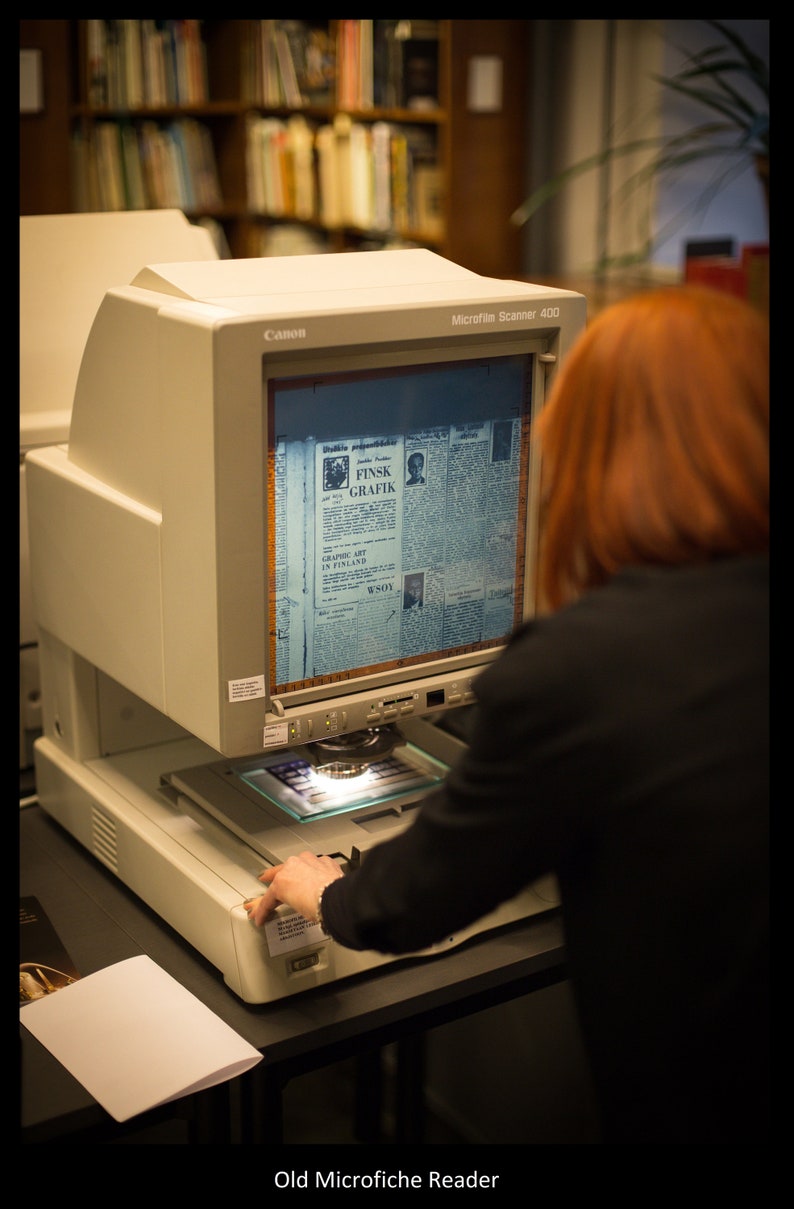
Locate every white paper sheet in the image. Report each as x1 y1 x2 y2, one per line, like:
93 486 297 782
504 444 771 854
20 954 262 1122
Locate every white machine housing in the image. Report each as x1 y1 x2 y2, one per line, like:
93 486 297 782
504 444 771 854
26 251 584 1002
19 210 218 771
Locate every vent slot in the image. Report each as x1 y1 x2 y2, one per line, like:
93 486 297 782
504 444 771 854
91 806 119 872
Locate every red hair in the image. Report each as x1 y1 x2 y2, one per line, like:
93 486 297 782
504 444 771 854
535 286 769 611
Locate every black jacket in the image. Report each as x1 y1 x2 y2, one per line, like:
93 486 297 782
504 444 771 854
322 555 770 1142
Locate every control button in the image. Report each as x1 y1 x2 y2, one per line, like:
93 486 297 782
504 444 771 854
290 952 320 973
447 692 461 704
400 702 414 714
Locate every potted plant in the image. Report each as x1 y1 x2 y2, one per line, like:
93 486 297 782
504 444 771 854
512 20 769 270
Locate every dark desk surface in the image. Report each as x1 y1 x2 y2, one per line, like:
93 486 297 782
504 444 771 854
20 802 567 1143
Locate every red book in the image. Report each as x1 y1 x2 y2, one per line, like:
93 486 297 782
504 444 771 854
684 257 747 298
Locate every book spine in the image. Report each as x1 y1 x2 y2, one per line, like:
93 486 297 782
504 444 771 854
86 19 108 107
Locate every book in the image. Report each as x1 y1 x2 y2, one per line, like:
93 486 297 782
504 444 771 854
357 19 374 110
401 29 439 112
274 24 304 108
373 20 400 108
86 18 108 107
402 125 439 234
297 24 336 107
104 20 124 108
141 19 167 107
742 243 769 315
192 119 224 211
413 163 444 241
20 896 81 1006
377 20 439 110
287 113 317 220
182 19 208 104
335 20 374 110
684 238 769 313
684 257 746 299
684 236 745 298
168 120 197 212
316 122 341 228
371 120 393 230
94 121 126 211
138 120 164 207
259 19 282 106
348 120 373 229
120 121 148 209
247 115 289 216
70 126 93 211
120 19 144 109
390 126 410 232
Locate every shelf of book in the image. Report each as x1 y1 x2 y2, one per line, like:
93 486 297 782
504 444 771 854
54 19 530 276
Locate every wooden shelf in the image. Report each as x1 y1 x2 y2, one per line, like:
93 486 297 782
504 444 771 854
21 19 531 278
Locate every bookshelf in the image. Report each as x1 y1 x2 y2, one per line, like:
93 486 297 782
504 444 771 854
21 20 531 278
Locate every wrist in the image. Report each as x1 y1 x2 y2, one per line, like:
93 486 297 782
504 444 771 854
316 881 333 933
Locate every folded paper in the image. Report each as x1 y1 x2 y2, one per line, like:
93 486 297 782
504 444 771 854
20 954 262 1122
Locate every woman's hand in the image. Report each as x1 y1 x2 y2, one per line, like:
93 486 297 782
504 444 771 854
243 851 343 927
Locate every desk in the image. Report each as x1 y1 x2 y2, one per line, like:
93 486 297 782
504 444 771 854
20 803 567 1144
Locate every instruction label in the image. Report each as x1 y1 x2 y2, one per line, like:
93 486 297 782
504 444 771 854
228 674 265 702
264 910 327 956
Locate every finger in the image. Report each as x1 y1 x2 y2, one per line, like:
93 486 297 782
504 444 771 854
258 863 283 884
259 853 325 884
244 893 274 927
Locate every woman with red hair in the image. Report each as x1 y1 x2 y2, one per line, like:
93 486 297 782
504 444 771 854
246 287 769 1143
